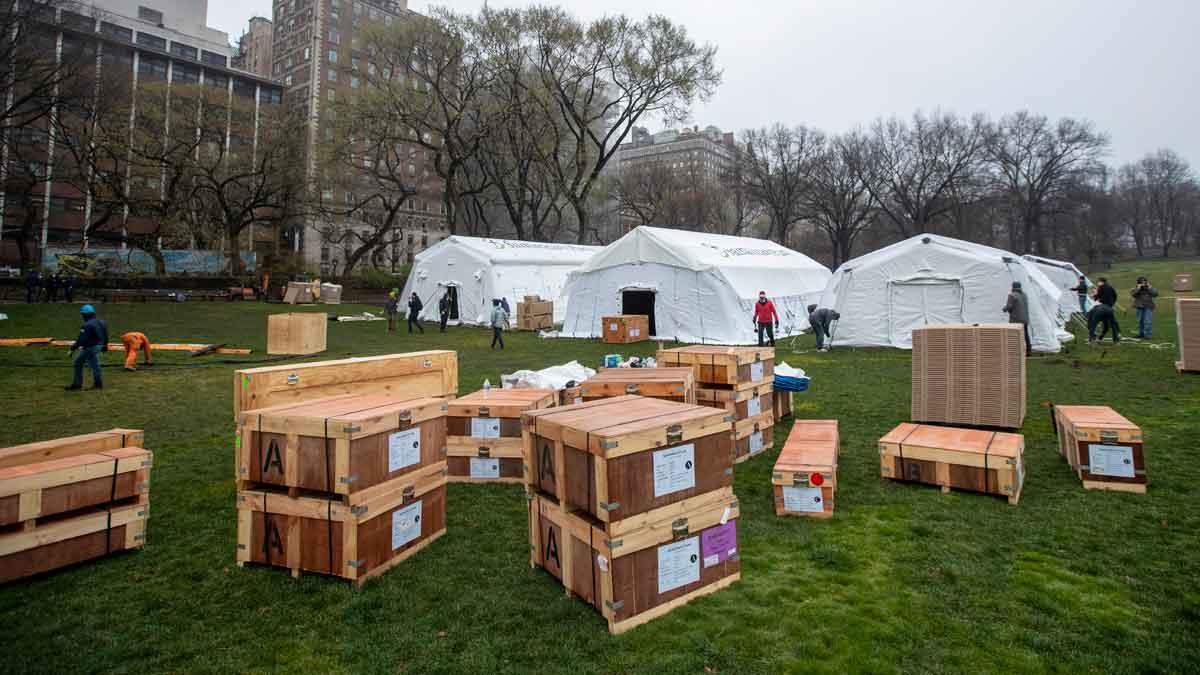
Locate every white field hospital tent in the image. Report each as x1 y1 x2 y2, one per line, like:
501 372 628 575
816 234 1071 353
1023 254 1092 319
560 226 832 345
400 236 600 325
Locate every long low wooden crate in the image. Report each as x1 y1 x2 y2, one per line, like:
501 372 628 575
0 429 144 469
581 367 697 404
773 421 838 518
0 447 152 528
528 488 741 634
602 315 650 344
237 394 447 498
657 346 774 391
236 461 447 585
0 502 148 584
446 388 557 484
234 351 458 417
879 423 1024 505
523 396 733 522
1052 405 1147 493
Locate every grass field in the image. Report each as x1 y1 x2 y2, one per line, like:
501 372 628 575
1 258 1198 674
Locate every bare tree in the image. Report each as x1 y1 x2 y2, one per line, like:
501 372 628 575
1117 149 1196 257
715 150 764 236
805 135 877 267
985 111 1109 254
737 124 821 244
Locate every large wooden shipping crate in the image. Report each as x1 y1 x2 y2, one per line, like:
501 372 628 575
267 312 328 355
773 420 839 518
1178 298 1200 373
773 390 793 420
446 388 556 484
522 396 734 522
234 351 458 417
1174 273 1194 292
237 394 448 497
602 315 650 344
879 423 1024 505
657 346 775 391
528 487 741 634
0 430 150 584
1052 405 1147 493
237 461 447 586
696 385 775 463
581 367 697 404
911 324 1026 429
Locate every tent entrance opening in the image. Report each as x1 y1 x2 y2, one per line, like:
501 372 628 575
622 290 656 336
445 286 460 320
888 280 964 345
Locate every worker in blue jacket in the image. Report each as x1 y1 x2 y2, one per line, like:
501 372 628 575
66 304 109 390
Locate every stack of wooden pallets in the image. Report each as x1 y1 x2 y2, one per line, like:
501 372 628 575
1052 405 1147 493
516 296 554 331
1178 298 1200 373
773 421 839 518
232 351 459 586
445 388 556 484
911 324 1026 429
580 367 697 404
522 395 740 634
659 346 776 463
0 429 151 584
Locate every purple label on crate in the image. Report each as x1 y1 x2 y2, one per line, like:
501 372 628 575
701 520 737 567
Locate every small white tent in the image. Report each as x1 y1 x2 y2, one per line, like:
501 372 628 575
817 234 1070 353
560 226 832 345
1023 254 1092 319
400 236 600 325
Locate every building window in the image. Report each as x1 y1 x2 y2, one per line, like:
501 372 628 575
100 21 133 42
259 87 282 105
327 68 337 82
303 47 311 61
202 50 227 67
136 32 167 51
329 28 339 44
61 11 95 32
350 76 359 88
328 49 337 63
137 55 168 80
138 6 164 25
232 78 256 99
173 63 200 84
205 72 229 89
170 42 198 60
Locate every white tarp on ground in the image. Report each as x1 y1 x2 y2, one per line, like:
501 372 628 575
1023 254 1092 319
816 234 1070 353
560 226 832 345
400 236 600 325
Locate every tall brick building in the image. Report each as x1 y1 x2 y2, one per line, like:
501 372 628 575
233 16 274 79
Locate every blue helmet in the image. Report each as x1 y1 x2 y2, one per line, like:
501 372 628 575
80 304 96 315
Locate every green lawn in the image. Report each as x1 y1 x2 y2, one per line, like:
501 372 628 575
1 258 1198 674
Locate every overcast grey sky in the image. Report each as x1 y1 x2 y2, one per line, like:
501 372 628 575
207 0 1200 167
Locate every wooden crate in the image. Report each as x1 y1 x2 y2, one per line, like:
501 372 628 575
236 461 447 585
283 281 317 304
234 351 458 418
0 429 144 469
1174 273 1194 292
602 315 650 344
558 385 583 407
528 488 740 635
773 390 793 420
773 420 838 518
237 394 447 497
446 388 557 484
1 502 148 584
696 385 774 463
0 447 151 529
522 396 734 522
1178 299 1200 373
912 324 1026 429
657 346 774 391
1052 405 1147 493
879 423 1024 505
267 312 328 355
732 423 774 464
581 367 697 404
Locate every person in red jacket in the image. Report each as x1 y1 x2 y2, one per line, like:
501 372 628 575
752 291 780 346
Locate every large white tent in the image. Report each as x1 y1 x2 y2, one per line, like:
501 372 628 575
816 234 1071 353
1023 254 1092 319
560 226 832 345
400 236 600 325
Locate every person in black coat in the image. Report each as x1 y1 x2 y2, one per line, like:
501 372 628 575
407 292 424 334
25 269 40 304
438 293 451 333
66 304 109 390
1094 277 1117 307
64 274 78 303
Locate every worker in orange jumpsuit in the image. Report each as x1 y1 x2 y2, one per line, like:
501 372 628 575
121 332 153 371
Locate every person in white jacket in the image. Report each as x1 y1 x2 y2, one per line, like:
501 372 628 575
490 299 509 350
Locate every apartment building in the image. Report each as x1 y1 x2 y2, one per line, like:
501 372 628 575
612 125 738 182
0 0 285 269
233 16 274 79
270 0 447 274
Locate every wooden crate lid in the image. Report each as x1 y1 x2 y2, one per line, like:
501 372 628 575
447 388 556 417
882 423 1024 459
788 420 839 442
241 394 447 436
0 446 152 489
1054 405 1139 431
879 422 921 446
524 395 730 457
585 367 695 383
0 429 144 470
657 345 774 366
775 440 836 473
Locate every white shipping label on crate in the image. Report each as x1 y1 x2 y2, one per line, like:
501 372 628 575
1088 444 1136 478
391 500 423 550
469 457 500 479
630 328 640 338
749 431 765 455
388 428 422 472
657 536 700 594
471 417 501 439
652 443 696 498
609 323 618 331
573 397 583 405
747 396 762 417
750 362 765 382
783 486 825 513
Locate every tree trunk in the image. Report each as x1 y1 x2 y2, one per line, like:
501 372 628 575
227 227 245 276
572 199 589 244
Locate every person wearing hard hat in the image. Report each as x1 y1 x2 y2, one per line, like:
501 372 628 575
121 331 153 371
384 289 400 333
752 291 780 347
66 304 109 390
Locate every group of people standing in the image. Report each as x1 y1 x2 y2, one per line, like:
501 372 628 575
385 290 511 350
1077 275 1159 344
24 270 79 303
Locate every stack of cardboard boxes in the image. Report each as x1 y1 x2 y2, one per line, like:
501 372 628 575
516 296 554 331
1178 298 1200 372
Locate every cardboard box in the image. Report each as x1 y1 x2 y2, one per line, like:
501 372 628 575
602 315 649 343
911 324 1026 429
267 313 328 355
